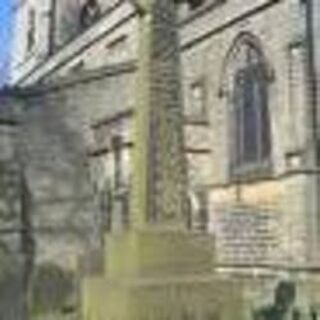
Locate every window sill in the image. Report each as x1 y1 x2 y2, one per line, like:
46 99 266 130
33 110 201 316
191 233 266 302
184 115 210 126
230 160 273 184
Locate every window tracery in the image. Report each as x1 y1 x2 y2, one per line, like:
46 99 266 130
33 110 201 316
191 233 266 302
220 33 273 179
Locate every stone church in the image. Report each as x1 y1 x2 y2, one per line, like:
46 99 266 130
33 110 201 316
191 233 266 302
1 0 320 318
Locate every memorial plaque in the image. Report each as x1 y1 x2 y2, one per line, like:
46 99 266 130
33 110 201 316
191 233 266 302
213 207 280 265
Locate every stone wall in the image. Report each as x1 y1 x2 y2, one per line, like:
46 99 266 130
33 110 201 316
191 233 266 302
0 94 27 319
17 65 135 269
180 0 316 265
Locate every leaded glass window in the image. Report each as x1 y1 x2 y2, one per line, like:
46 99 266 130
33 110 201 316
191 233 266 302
229 39 272 178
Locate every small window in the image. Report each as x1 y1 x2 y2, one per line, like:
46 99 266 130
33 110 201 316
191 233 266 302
111 135 123 190
79 0 101 29
188 81 207 120
188 0 205 10
110 134 129 230
194 189 209 232
26 8 36 52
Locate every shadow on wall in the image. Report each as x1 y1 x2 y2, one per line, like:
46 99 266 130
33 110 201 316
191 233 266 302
19 89 99 252
17 90 98 319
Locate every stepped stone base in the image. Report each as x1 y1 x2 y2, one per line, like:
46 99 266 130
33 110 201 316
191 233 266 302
81 229 245 320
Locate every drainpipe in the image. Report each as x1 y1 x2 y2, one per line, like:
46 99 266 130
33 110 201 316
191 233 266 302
304 0 319 263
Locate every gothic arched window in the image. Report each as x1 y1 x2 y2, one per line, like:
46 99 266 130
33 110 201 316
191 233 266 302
220 33 273 179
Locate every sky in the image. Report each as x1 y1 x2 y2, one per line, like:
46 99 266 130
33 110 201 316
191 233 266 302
0 0 12 86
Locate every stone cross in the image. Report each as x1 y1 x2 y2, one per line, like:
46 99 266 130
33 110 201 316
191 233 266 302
130 0 189 228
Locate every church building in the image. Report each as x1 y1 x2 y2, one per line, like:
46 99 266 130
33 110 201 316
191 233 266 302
3 0 320 318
